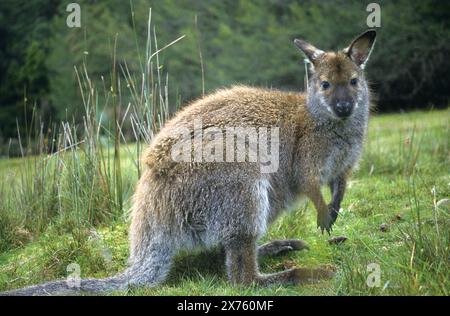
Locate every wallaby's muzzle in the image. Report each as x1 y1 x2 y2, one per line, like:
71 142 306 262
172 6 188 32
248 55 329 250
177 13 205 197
333 100 354 119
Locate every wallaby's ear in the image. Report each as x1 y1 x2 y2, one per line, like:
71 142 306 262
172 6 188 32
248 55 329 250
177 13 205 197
345 30 377 69
294 39 324 65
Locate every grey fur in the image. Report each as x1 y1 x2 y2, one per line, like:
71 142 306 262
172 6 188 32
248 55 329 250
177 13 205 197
1 30 375 295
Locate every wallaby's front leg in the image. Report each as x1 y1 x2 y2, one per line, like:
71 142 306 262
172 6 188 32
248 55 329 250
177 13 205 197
328 174 348 225
258 239 309 257
305 179 333 234
225 236 334 286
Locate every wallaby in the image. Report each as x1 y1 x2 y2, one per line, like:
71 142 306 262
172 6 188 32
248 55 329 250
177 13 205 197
2 30 376 295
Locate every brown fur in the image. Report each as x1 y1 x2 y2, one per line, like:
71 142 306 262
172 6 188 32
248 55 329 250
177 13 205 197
2 30 376 295
124 31 376 288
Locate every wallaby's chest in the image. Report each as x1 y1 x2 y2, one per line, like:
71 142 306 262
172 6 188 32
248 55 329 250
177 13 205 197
319 135 361 185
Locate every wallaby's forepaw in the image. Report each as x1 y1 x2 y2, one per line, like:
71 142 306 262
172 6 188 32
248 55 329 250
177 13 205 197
328 205 340 225
317 211 334 234
258 239 309 257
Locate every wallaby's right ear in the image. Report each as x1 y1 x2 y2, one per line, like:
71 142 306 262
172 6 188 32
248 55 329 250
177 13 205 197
344 30 377 69
294 39 324 66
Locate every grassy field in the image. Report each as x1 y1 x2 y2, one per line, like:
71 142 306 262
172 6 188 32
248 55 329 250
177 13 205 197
0 109 448 296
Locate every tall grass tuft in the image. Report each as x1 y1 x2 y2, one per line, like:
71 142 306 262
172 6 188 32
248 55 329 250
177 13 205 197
0 8 178 253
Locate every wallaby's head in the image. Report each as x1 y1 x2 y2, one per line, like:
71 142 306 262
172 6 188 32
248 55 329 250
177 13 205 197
294 30 376 121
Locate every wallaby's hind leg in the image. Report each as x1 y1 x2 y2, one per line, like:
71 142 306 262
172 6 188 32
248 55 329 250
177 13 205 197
225 237 334 286
258 239 309 257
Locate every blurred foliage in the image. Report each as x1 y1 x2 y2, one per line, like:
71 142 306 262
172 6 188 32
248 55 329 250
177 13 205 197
0 0 449 143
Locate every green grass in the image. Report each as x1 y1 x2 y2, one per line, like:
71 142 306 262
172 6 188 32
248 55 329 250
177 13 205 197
0 108 448 296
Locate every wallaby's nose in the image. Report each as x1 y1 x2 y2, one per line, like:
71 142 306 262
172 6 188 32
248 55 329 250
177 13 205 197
334 101 353 118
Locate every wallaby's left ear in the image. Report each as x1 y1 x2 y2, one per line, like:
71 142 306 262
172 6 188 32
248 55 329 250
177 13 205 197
294 38 324 65
345 30 377 69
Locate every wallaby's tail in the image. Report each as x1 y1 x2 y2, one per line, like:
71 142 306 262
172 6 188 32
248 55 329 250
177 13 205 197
2 233 176 296
0 272 129 296
1 244 175 296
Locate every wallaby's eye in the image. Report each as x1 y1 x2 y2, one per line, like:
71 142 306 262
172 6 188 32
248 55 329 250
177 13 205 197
321 81 330 90
350 78 358 86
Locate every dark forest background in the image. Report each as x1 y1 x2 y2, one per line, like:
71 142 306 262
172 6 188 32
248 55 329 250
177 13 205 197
0 0 449 148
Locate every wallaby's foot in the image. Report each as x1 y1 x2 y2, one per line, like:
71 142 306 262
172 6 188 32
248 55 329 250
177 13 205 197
292 265 336 284
225 236 334 287
317 211 334 234
258 266 335 286
258 239 309 257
